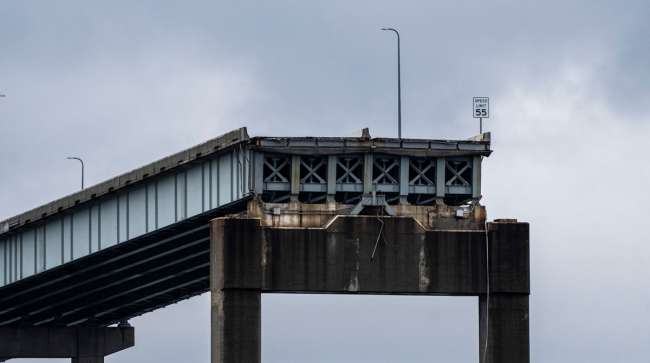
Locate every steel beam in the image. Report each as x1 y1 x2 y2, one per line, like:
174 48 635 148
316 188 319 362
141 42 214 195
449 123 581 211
290 155 300 202
0 225 209 313
326 155 337 202
252 152 264 195
473 156 482 199
399 156 409 204
436 158 446 199
363 153 374 194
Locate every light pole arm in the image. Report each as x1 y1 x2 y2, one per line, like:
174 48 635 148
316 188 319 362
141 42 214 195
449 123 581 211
381 27 402 139
66 157 85 190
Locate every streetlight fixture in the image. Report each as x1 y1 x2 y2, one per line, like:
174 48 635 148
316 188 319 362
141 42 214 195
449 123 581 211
381 27 402 139
66 157 85 190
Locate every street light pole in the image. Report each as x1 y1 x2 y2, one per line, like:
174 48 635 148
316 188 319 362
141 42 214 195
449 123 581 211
381 27 401 139
66 157 84 190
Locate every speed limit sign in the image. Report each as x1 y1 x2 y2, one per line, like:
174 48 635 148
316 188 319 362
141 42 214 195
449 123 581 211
473 97 489 118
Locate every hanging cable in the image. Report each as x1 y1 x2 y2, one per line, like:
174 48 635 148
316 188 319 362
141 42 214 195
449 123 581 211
370 216 384 262
370 206 385 262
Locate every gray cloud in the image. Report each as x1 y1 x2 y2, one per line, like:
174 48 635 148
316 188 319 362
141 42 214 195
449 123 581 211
1 1 648 362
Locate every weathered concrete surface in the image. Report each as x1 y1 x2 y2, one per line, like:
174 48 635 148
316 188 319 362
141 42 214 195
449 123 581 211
246 199 488 231
480 294 529 363
479 221 530 363
211 216 529 363
211 219 262 363
0 326 134 361
211 289 260 363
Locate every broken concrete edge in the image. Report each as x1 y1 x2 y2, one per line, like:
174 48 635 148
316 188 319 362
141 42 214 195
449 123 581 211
467 132 491 142
245 198 489 231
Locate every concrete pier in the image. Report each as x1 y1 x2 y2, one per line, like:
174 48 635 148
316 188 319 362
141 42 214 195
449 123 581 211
210 216 529 363
0 326 134 362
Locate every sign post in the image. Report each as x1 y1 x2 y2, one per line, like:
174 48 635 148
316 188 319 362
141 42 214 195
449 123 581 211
473 97 489 133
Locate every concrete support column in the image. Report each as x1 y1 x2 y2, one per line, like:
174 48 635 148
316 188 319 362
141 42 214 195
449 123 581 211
479 220 530 363
479 294 529 363
211 218 263 363
212 289 261 363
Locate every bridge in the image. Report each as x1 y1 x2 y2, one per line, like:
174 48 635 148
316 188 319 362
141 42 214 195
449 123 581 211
0 127 529 363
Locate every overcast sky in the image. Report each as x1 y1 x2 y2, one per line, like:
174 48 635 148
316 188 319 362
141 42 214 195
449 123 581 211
1 1 649 362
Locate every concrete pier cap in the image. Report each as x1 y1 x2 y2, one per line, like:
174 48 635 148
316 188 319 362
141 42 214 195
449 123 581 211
0 326 134 362
210 198 529 363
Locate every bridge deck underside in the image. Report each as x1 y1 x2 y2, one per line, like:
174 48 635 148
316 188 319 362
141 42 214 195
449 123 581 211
0 200 247 328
